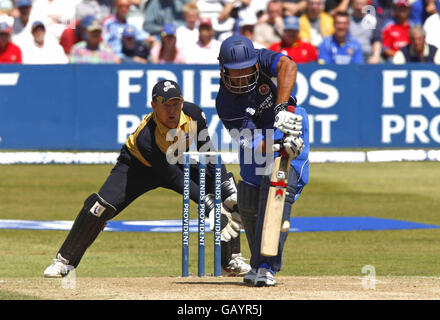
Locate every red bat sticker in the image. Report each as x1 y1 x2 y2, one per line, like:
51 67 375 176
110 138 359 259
275 189 284 198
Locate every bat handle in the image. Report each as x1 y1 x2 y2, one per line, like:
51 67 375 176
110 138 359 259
286 105 296 113
279 149 289 158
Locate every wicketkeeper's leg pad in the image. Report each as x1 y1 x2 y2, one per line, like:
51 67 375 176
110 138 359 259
58 193 116 268
220 236 242 267
231 235 241 254
237 180 259 252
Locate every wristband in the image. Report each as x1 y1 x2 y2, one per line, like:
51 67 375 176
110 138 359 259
274 102 288 115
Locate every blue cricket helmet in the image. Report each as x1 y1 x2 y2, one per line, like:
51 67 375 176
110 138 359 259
218 35 259 94
218 35 258 69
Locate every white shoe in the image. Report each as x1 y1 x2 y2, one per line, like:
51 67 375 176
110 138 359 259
221 253 252 277
243 268 257 284
255 267 276 287
43 253 74 278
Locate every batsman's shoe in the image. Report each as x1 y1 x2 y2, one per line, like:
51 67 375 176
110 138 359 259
221 253 252 277
255 266 276 287
243 268 257 284
44 253 74 278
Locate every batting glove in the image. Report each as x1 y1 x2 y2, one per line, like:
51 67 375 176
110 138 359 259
274 109 303 136
272 135 304 159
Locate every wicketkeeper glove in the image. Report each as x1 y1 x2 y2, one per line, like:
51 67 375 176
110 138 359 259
205 193 242 242
220 173 242 226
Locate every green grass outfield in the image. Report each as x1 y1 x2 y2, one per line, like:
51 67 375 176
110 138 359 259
1 162 440 280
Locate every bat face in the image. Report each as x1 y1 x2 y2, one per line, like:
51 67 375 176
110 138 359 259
261 156 291 257
273 170 288 199
261 104 297 256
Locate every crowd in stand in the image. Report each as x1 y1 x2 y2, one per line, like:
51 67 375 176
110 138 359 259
0 0 439 64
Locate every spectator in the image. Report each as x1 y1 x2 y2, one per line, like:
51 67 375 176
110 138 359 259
393 25 440 63
70 17 120 64
269 16 318 63
176 2 200 52
98 0 115 13
142 0 188 38
214 0 265 41
374 0 438 26
0 0 12 12
217 14 262 43
218 0 266 21
149 23 185 63
424 11 440 49
372 0 394 23
183 18 220 64
20 20 68 64
318 11 364 64
0 0 14 26
299 0 335 47
121 24 150 63
410 0 440 25
218 0 244 23
31 0 76 40
282 0 307 17
367 1 392 64
0 21 22 63
12 0 33 36
59 15 94 55
76 0 111 22
325 0 350 16
349 0 383 63
254 0 284 48
127 0 149 31
238 16 266 49
103 0 152 59
204 0 236 38
382 0 412 61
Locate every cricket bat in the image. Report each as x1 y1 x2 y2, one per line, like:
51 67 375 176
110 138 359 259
260 105 295 257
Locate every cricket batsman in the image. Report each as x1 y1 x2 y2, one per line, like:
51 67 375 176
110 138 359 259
216 35 310 286
44 80 250 278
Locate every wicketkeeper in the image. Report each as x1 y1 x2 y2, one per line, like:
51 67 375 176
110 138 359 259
216 35 310 286
44 80 250 278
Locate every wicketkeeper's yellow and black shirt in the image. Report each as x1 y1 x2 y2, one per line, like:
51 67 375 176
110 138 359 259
126 102 200 168
119 101 225 199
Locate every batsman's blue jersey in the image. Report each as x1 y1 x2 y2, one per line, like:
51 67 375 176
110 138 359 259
215 49 309 201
